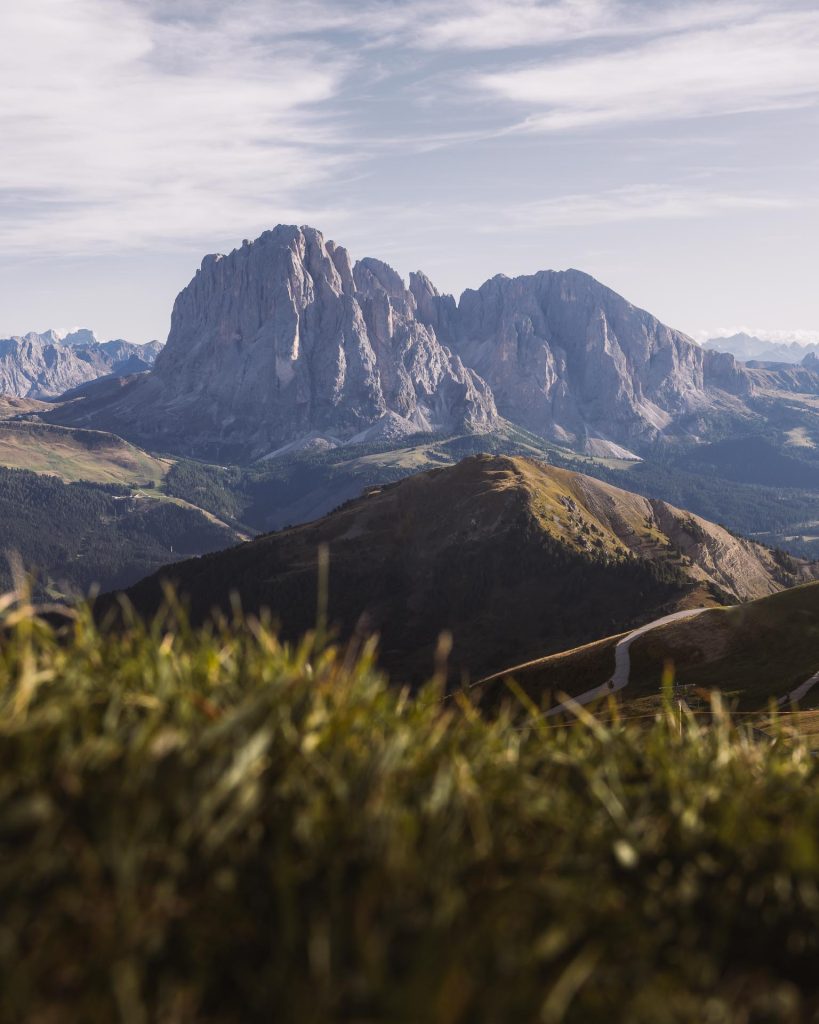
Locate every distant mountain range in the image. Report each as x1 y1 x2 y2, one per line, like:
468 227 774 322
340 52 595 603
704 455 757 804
0 329 162 399
704 332 819 366
47 224 794 461
114 455 819 683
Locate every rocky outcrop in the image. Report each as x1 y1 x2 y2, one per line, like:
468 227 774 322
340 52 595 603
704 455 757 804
352 256 496 437
416 269 750 446
48 225 766 457
58 226 498 458
0 332 161 399
60 328 100 348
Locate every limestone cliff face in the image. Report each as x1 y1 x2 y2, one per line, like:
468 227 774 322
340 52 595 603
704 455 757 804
352 257 496 437
416 269 749 446
0 332 161 399
103 225 497 456
48 225 761 457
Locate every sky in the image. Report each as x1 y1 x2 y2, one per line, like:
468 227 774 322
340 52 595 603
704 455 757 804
1 0 818 345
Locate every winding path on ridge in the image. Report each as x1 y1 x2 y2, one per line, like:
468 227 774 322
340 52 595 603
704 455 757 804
545 608 708 718
546 606 819 718
776 670 819 709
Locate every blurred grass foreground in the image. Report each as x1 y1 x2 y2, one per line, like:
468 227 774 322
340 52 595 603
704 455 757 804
2 589 819 1024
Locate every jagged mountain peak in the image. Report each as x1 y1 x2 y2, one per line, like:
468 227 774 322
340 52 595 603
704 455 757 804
46 225 762 458
61 328 99 347
70 225 498 459
354 256 407 298
0 329 162 399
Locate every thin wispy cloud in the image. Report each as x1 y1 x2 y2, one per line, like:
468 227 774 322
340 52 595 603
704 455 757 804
1 0 817 341
0 0 352 251
347 185 797 242
475 186 797 229
415 0 761 52
479 8 819 130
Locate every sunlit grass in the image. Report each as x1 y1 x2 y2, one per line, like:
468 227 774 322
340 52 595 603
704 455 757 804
2 589 819 1023
0 421 168 486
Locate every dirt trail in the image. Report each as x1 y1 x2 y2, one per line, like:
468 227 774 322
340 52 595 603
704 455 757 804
546 606 819 718
545 608 708 717
776 671 819 708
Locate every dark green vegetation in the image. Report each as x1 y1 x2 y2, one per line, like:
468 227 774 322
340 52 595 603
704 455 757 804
598 447 819 559
0 465 236 596
117 456 817 685
162 428 819 560
675 436 819 490
3 595 819 1023
163 427 566 532
598 458 819 548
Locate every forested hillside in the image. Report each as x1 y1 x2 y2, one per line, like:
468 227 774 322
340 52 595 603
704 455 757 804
0 466 236 595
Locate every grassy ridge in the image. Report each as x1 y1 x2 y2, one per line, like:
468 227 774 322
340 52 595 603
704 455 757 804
474 583 819 713
161 427 596 533
0 421 168 486
629 583 819 704
121 456 696 684
2 595 819 1022
160 428 819 559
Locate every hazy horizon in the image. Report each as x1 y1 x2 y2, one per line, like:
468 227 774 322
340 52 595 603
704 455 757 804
2 0 817 345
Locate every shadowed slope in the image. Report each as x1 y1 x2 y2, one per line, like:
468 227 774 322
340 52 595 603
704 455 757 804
113 456 817 683
478 582 819 711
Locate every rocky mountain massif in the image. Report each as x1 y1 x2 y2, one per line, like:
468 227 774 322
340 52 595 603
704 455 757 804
51 228 499 459
115 455 819 683
47 224 787 461
0 330 162 399
437 270 749 448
